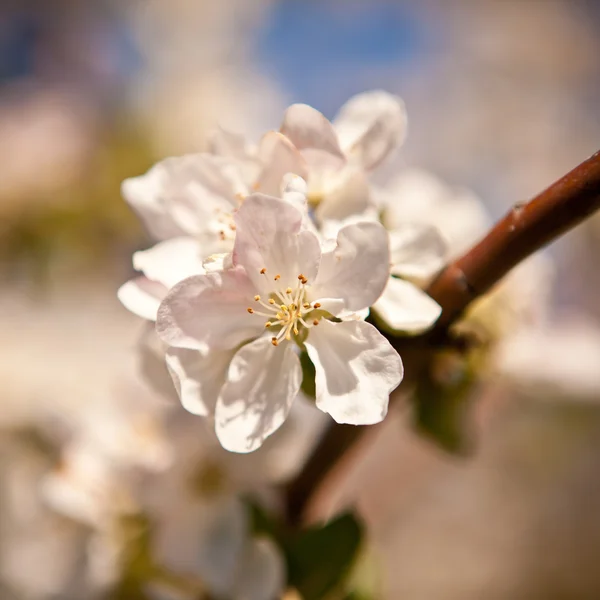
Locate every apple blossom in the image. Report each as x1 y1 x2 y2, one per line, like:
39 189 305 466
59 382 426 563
156 193 404 452
279 90 406 223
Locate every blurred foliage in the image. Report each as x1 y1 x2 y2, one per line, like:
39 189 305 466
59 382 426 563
286 513 364 600
248 500 365 600
411 341 487 454
0 119 156 283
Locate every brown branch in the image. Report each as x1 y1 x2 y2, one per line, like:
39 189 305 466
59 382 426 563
284 149 600 524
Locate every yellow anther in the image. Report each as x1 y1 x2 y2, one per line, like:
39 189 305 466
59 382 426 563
276 312 283 319
260 268 267 274
274 274 281 281
247 307 254 314
280 305 288 312
313 302 321 309
268 298 276 305
293 326 299 335
303 303 310 309
290 303 297 311
254 295 261 301
271 337 278 346
313 319 319 326
265 322 272 328
286 287 293 294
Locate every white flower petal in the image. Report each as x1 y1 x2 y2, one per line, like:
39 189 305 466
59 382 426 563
215 337 302 453
333 90 407 170
280 104 346 170
373 277 442 333
315 167 371 223
122 166 189 241
255 131 308 196
389 224 448 282
380 168 491 258
233 537 286 600
208 125 257 164
133 237 205 290
117 277 167 321
312 222 390 311
164 154 246 253
156 270 262 351
203 252 233 273
233 193 321 292
166 348 234 416
305 319 403 425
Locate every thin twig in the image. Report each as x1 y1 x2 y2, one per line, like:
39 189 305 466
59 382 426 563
284 149 600 524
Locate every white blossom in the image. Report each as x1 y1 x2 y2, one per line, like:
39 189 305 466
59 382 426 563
280 90 406 222
156 193 403 452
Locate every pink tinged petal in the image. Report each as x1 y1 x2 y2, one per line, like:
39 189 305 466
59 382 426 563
381 168 491 258
312 222 390 311
315 166 371 223
373 277 442 333
232 537 286 600
233 193 321 291
215 337 302 453
208 125 257 163
202 252 233 273
255 131 308 196
117 277 167 321
165 348 233 417
156 269 263 351
305 319 403 425
389 224 448 283
280 104 346 171
133 237 205 290
122 169 189 241
165 154 246 247
333 90 407 170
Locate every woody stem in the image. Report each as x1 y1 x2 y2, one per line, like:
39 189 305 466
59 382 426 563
284 149 600 525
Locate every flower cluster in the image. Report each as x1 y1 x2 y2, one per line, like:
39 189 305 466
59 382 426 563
119 91 448 453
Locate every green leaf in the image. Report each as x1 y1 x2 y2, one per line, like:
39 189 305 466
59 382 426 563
412 350 476 454
286 512 364 600
299 350 316 400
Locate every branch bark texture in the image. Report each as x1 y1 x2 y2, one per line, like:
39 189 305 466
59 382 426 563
285 149 600 524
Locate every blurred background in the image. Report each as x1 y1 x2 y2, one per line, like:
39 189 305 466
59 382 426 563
2 0 600 598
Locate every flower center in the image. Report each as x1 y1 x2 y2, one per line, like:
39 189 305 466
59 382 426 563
247 269 322 346
211 209 237 243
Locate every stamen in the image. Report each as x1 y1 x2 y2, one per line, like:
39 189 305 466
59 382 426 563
286 287 293 294
271 337 278 346
313 319 319 326
265 322 272 328
229 224 236 231
260 268 267 275
274 274 281 281
254 295 261 301
247 308 254 314
313 302 321 309
303 303 310 309
268 299 276 305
